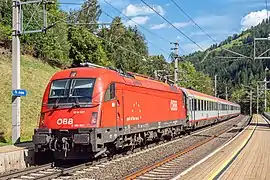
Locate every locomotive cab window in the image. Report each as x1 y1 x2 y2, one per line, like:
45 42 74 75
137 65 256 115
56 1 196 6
104 83 116 102
48 78 96 105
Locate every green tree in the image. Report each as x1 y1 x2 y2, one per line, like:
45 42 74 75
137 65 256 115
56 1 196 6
0 0 12 48
100 17 148 73
71 0 101 32
68 26 109 66
178 61 214 95
20 2 71 66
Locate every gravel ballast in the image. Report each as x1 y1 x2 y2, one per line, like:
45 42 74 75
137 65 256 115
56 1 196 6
56 115 249 180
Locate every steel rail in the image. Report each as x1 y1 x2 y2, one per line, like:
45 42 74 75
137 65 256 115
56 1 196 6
0 115 244 180
0 163 52 180
123 116 247 180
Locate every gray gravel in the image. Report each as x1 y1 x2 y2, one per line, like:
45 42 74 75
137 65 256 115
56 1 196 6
57 115 249 180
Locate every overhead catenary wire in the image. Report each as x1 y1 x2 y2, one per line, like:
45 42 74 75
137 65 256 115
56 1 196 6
60 1 185 58
170 0 252 61
266 0 269 19
103 0 170 44
170 0 217 44
103 0 170 56
46 3 153 62
140 0 204 51
57 2 170 61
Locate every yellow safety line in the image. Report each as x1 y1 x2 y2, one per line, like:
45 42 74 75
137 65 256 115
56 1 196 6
208 114 258 179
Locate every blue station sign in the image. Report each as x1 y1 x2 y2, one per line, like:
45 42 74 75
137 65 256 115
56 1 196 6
12 89 27 97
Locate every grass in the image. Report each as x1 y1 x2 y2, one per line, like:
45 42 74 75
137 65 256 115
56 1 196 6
216 32 251 51
0 54 59 143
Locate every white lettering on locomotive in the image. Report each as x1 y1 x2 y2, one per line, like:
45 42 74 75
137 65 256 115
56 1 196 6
170 100 178 111
56 118 74 125
73 111 85 114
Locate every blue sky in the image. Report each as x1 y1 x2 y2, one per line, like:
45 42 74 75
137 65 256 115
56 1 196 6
59 0 269 59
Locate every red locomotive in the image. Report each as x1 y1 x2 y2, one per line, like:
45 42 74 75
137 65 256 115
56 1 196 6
32 63 240 160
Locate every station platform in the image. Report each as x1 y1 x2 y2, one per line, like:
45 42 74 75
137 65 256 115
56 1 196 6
172 114 270 180
0 142 33 153
0 142 34 174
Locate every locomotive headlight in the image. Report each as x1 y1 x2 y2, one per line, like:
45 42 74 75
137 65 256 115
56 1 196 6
91 112 98 125
39 113 45 127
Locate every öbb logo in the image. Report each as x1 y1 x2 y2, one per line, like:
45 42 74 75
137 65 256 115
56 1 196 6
170 100 178 111
56 118 74 125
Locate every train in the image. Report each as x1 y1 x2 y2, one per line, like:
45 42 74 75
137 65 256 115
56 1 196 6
32 63 241 160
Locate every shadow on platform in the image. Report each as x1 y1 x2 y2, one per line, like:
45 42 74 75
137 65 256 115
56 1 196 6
250 122 270 128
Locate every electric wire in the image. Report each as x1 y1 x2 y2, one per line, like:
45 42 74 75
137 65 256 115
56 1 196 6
103 0 170 56
60 1 170 57
266 0 269 19
170 0 250 59
169 0 252 60
170 0 217 44
47 3 152 62
140 0 204 51
103 0 170 44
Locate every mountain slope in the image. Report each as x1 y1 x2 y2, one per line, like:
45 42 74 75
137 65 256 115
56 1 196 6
184 18 270 113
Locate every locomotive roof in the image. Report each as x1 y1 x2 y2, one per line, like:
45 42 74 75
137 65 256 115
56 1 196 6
50 67 238 106
180 87 239 106
50 67 182 94
50 67 110 80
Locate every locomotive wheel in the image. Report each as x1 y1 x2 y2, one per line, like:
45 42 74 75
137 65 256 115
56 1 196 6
34 151 53 165
106 143 116 159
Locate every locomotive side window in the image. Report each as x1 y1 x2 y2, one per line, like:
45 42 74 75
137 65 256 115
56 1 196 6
104 83 116 102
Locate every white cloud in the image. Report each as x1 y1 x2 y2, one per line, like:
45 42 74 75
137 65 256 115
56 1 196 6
241 9 270 30
181 40 213 54
190 30 238 39
194 15 231 28
172 22 191 28
150 21 191 30
150 23 167 30
123 4 165 17
125 16 150 26
99 0 130 8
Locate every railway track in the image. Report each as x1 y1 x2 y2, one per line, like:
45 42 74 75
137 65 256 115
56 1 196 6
123 116 250 180
0 115 248 180
0 162 92 180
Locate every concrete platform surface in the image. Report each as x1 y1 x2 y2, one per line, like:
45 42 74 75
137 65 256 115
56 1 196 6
0 142 33 153
219 115 270 180
0 142 34 174
172 114 269 180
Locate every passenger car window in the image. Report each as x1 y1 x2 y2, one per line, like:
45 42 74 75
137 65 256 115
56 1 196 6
104 83 116 101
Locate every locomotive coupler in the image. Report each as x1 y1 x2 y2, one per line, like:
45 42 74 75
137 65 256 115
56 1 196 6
62 137 70 158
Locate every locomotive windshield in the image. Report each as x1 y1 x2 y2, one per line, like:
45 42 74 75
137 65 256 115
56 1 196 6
48 78 96 106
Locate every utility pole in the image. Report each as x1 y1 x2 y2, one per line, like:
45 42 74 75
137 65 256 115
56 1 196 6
154 70 158 80
214 75 217 97
254 35 270 60
225 85 228 100
250 89 253 116
11 0 53 144
171 41 179 86
265 67 269 112
12 0 21 144
257 84 259 114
